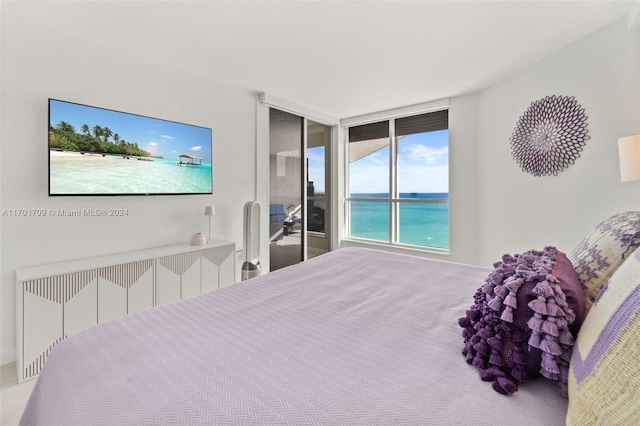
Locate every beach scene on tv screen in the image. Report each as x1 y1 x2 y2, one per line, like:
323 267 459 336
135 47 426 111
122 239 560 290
49 99 213 195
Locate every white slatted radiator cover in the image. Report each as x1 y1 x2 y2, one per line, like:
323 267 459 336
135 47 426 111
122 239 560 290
21 270 98 380
98 259 155 289
16 241 235 382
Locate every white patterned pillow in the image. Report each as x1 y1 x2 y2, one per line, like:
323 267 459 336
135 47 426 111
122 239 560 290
568 211 640 311
566 246 640 425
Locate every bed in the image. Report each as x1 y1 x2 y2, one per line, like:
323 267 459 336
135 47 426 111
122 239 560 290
20 246 576 425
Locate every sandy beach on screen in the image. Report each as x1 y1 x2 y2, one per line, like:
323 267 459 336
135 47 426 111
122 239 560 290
50 150 122 159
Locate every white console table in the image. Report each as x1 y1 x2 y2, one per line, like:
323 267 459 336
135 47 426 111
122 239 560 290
15 240 235 382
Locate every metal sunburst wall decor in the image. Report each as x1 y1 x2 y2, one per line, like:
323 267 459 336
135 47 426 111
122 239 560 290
509 95 590 177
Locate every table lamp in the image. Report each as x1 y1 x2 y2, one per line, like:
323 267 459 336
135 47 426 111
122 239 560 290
204 206 215 242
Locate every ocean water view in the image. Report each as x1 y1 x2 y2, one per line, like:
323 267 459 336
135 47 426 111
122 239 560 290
50 151 212 194
349 193 449 249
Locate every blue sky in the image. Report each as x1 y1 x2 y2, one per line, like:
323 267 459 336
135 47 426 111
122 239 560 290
49 99 212 162
350 130 449 194
307 146 325 193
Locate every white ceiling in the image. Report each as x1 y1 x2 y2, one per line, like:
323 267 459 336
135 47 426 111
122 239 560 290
20 0 636 118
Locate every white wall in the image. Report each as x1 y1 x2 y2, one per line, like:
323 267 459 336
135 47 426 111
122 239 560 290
0 3 257 364
476 18 640 266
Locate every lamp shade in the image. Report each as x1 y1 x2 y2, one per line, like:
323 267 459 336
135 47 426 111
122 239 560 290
618 134 640 182
204 206 215 216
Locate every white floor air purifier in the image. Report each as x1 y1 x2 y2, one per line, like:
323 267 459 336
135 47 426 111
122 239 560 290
241 201 261 280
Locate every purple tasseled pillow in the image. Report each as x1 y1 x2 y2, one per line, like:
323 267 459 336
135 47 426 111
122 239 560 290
458 247 586 396
553 251 586 335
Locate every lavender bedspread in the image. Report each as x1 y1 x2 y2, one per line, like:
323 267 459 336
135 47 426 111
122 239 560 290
20 247 568 425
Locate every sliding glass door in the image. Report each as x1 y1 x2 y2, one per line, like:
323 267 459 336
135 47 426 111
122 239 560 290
268 110 332 271
269 109 304 271
306 120 331 258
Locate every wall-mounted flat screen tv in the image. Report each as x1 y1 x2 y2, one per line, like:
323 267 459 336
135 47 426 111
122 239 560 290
48 99 213 196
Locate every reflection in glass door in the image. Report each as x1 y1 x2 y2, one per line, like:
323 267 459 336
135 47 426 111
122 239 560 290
269 109 303 271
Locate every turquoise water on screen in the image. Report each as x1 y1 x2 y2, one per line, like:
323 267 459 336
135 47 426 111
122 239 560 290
350 193 449 249
50 155 212 194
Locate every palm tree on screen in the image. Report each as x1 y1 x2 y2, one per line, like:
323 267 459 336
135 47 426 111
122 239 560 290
92 125 103 140
55 121 74 133
102 127 112 143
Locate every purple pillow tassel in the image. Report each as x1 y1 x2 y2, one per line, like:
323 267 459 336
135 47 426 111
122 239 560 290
458 246 586 396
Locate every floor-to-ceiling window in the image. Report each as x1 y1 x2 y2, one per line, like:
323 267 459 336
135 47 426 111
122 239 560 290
346 109 449 251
